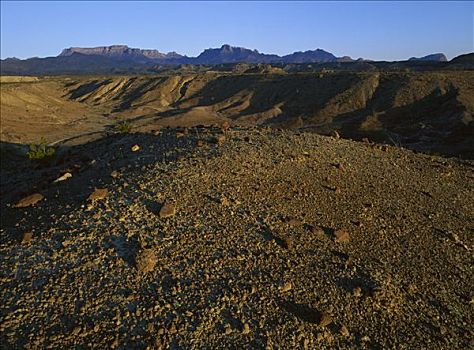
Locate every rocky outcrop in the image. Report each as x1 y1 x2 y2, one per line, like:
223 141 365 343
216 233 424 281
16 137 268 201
409 53 448 62
59 45 182 60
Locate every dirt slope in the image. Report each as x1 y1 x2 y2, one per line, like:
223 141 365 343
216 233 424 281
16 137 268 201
1 71 473 157
1 128 473 349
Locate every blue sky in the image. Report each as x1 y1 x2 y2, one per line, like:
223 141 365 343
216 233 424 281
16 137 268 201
1 1 472 60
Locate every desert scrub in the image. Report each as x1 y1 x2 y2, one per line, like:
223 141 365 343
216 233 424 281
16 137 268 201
27 137 56 162
114 120 133 133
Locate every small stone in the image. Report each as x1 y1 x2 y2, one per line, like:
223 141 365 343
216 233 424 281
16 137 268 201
340 325 350 337
22 232 33 244
197 140 205 148
242 323 250 335
282 236 294 250
334 187 341 194
334 229 350 243
310 225 325 236
54 172 72 183
280 282 292 293
353 286 362 297
13 193 44 208
220 196 230 206
288 218 302 226
136 249 158 274
216 135 226 145
111 171 119 178
318 312 332 327
131 144 140 152
88 188 108 202
224 324 232 335
159 202 176 218
168 323 177 334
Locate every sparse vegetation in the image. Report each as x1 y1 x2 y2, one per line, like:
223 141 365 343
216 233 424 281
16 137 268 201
27 137 56 162
114 120 133 133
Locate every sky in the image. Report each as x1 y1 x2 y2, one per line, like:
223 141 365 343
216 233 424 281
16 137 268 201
1 1 473 61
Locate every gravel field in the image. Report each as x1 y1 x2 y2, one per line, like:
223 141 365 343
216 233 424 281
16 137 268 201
1 128 473 349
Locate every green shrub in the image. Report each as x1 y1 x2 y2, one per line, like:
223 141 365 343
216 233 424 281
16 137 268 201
27 137 56 162
114 120 133 133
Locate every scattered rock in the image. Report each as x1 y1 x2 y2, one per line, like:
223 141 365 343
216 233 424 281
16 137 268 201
168 323 177 334
131 144 140 152
136 249 158 274
242 323 250 335
220 196 230 206
111 170 120 178
22 232 34 244
310 225 325 236
13 193 44 208
280 282 293 293
54 172 72 183
159 202 176 218
317 312 333 327
282 236 294 250
334 229 350 243
216 135 226 145
88 188 108 202
287 218 302 226
353 286 362 297
340 325 350 337
224 324 232 335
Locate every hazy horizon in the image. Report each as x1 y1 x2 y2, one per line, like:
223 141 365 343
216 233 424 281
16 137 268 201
1 1 473 61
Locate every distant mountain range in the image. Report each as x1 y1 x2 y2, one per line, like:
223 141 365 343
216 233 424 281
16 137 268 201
56 44 361 64
1 44 468 75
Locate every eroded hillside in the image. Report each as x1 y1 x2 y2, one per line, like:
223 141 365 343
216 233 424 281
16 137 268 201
1 71 473 157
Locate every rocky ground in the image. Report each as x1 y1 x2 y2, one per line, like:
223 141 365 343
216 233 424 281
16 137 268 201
0 127 473 349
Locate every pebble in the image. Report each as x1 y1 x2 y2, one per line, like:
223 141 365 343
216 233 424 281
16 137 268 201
159 202 176 218
310 225 325 236
334 229 350 243
54 172 72 182
13 193 44 208
318 312 333 327
280 282 292 293
88 188 108 202
136 249 158 274
131 144 140 152
22 232 34 244
340 325 350 337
